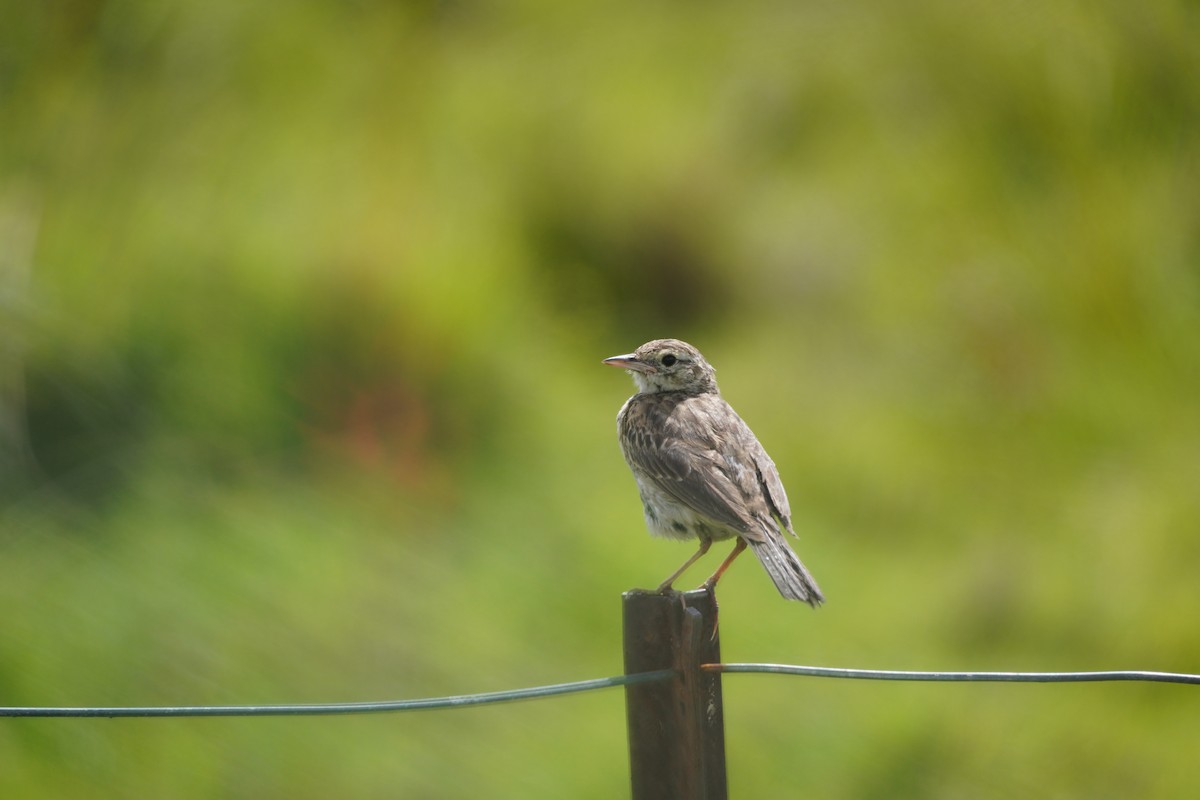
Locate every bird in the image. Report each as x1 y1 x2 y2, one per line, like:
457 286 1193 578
603 338 824 607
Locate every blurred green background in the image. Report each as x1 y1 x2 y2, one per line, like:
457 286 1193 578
3 0 1199 797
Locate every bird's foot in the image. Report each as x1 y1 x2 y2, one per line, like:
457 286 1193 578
699 583 721 640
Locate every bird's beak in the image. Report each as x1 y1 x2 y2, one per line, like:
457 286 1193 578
603 353 657 374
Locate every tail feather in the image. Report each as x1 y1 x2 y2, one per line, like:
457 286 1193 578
747 534 824 607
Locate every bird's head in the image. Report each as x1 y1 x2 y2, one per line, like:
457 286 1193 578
603 339 718 395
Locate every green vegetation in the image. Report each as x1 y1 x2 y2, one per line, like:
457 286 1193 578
3 0 1199 796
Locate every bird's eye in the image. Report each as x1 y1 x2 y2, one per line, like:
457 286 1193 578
661 354 677 367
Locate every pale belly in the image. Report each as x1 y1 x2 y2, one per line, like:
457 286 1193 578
635 477 740 543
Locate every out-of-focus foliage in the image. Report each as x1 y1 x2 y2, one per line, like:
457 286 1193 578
2 0 1199 796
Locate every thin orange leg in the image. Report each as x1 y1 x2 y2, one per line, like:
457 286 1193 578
701 538 747 591
656 539 712 592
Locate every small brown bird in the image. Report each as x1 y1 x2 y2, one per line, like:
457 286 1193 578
604 339 824 606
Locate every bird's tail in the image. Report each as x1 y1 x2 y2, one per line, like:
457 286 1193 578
747 533 824 607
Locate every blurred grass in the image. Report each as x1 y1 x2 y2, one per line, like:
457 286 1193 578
2 0 1200 797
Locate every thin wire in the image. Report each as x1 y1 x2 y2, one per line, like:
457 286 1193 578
0 670 676 719
6 663 1199 718
704 663 1200 685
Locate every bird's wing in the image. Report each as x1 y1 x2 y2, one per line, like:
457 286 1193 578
712 396 796 536
750 446 796 536
621 394 778 539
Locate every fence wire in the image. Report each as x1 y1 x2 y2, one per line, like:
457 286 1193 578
2 663 1196 718
705 663 1200 685
0 670 676 718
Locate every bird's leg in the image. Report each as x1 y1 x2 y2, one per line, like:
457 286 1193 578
701 538 747 591
656 539 712 593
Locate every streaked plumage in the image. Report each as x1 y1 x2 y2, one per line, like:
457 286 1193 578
604 339 824 606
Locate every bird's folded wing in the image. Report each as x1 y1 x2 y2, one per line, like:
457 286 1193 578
625 436 760 536
751 449 795 536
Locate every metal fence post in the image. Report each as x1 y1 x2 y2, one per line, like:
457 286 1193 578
623 588 727 800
